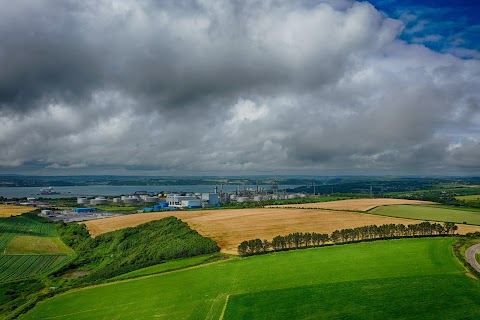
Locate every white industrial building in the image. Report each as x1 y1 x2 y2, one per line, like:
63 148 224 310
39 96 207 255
166 195 197 207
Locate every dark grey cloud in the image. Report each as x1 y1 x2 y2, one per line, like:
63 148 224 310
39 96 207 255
0 0 479 175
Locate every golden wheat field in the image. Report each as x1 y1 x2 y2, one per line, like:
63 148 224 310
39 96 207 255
0 205 35 218
84 200 480 254
265 198 436 211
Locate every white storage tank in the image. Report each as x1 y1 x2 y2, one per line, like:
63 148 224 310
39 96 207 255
90 197 107 205
77 197 88 204
237 197 250 202
112 198 120 203
253 195 263 201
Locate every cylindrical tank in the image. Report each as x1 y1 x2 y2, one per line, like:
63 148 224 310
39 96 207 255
112 198 120 203
237 197 250 202
90 197 107 205
253 195 263 201
77 197 88 204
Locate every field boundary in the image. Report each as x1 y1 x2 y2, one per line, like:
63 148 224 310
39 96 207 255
218 294 230 320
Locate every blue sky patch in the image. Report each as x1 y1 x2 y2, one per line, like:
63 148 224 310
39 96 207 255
368 0 480 58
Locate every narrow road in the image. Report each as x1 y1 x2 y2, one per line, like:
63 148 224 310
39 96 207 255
465 243 480 274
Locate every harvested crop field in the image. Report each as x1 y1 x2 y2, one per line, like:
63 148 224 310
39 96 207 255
0 205 35 218
84 207 480 254
266 198 436 211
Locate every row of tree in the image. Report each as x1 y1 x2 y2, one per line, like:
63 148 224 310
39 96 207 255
238 221 458 256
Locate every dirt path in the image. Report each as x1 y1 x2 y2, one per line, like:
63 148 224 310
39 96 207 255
465 243 480 274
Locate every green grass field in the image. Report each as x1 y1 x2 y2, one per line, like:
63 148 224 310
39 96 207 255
0 216 57 237
224 274 479 320
91 205 140 212
369 205 480 225
21 238 480 319
5 236 73 254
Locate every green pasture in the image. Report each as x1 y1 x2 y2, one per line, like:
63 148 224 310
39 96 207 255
456 194 480 202
91 205 140 212
224 274 480 320
369 205 480 225
5 236 73 254
0 216 57 237
22 237 480 320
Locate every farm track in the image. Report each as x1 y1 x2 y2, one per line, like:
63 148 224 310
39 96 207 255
466 243 480 274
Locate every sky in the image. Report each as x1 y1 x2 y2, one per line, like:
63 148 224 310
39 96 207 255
0 0 479 176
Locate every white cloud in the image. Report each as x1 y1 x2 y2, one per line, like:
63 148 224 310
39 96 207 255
0 0 479 175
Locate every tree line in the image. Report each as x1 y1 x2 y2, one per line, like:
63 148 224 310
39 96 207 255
238 221 458 256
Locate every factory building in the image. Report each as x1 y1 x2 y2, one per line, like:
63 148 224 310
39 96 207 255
166 195 198 208
74 208 96 213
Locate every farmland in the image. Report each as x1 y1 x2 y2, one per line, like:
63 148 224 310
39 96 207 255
0 205 36 218
369 205 480 225
21 238 480 319
84 204 480 254
0 214 73 284
0 254 72 282
265 198 436 211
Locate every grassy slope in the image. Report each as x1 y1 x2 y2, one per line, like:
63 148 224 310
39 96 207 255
5 236 73 254
111 253 226 281
369 205 480 225
21 238 476 320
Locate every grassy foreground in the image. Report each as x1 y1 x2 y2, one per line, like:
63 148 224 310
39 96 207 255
21 237 480 319
369 205 480 225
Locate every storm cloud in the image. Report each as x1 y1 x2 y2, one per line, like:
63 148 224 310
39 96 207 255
0 0 479 175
